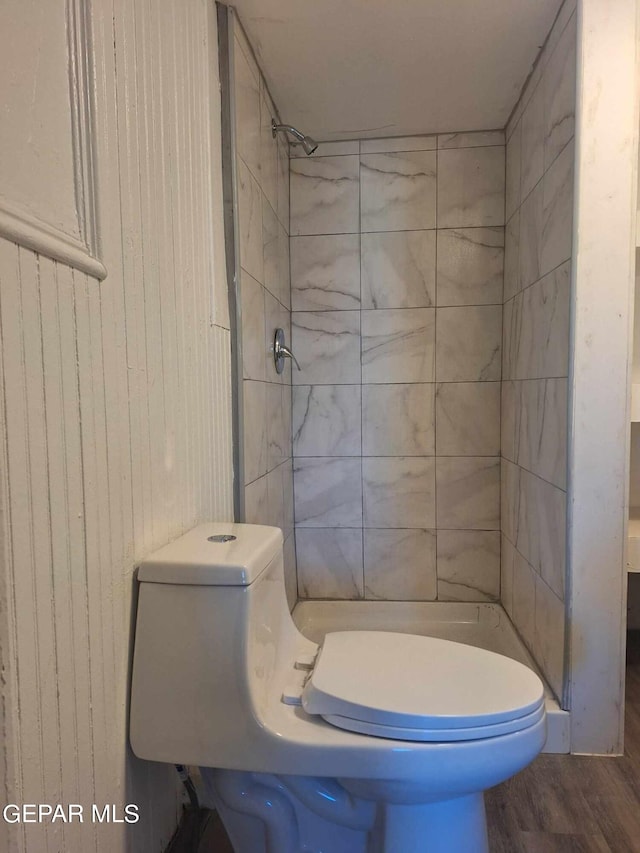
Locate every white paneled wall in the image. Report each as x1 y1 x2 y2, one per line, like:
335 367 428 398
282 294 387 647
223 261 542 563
0 1 233 851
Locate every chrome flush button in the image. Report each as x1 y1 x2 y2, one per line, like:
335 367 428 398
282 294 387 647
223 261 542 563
207 534 237 543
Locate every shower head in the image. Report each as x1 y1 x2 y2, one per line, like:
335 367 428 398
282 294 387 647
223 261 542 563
271 120 318 155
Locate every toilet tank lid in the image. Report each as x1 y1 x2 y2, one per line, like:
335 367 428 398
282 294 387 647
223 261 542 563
137 524 283 586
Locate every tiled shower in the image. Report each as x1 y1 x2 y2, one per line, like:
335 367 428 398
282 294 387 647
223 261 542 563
290 135 505 601
500 7 575 700
227 0 576 702
228 18 298 606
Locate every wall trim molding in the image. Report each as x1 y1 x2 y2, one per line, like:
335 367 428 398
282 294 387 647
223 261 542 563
0 197 107 279
67 0 103 270
0 0 107 280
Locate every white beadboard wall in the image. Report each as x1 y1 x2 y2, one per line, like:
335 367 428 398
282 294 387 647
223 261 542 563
0 1 233 851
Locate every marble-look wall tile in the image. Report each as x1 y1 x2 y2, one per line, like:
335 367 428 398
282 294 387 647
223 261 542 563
506 0 576 142
501 379 567 488
435 306 502 382
541 141 574 277
283 459 295 539
244 474 268 525
362 384 434 456
505 120 522 223
512 550 536 651
276 136 290 230
284 533 298 611
500 458 521 545
285 129 510 605
361 230 436 309
234 31 295 594
437 130 505 149
436 457 500 530
520 83 544 200
435 382 501 456
241 271 266 381
243 379 267 484
516 469 566 600
291 140 359 158
501 297 516 382
518 180 543 290
437 146 505 228
265 290 291 383
260 92 278 212
362 308 435 383
234 39 261 179
266 462 285 530
291 234 360 311
360 151 437 232
292 385 361 456
290 155 359 236
500 3 573 696
363 457 436 529
436 228 504 306
518 378 567 489
436 530 500 601
277 219 291 309
501 534 516 619
364 529 437 600
234 24 260 81
541 0 577 70
503 211 520 302
534 574 565 698
266 382 288 471
237 157 264 282
360 136 437 154
296 528 364 599
262 197 279 300
544 13 576 171
294 457 362 527
503 261 570 381
292 311 361 384
500 382 518 465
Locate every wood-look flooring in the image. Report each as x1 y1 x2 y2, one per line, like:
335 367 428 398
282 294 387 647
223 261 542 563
174 632 640 852
486 631 640 853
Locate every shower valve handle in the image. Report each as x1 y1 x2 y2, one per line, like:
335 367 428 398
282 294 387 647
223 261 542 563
274 328 301 374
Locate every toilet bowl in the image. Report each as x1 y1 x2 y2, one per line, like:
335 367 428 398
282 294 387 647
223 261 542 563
130 523 546 853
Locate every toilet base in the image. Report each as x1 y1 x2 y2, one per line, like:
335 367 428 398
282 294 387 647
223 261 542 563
202 768 489 853
378 794 488 853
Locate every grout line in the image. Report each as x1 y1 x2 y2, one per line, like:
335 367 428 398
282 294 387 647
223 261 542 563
434 143 440 598
500 455 567 495
293 454 501 460
502 528 565 605
512 134 575 218
296 525 500 532
288 379 508 387
358 146 365 599
503 256 572 308
291 138 506 157
504 1 576 138
290 224 505 238
290 302 504 313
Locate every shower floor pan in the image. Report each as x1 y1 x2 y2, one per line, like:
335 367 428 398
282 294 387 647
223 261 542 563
292 600 570 754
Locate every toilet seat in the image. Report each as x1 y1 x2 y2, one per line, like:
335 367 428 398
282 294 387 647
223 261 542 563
301 631 545 742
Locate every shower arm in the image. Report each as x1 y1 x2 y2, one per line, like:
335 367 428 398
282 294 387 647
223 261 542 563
271 120 318 155
271 122 305 145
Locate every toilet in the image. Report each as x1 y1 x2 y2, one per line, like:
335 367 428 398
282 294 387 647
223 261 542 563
130 523 546 853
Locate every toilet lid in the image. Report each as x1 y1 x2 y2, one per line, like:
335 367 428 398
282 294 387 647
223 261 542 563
301 632 544 739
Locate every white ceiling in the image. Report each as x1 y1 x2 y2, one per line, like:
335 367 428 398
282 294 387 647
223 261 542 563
231 0 563 142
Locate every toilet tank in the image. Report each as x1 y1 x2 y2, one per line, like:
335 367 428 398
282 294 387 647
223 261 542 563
129 523 291 766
